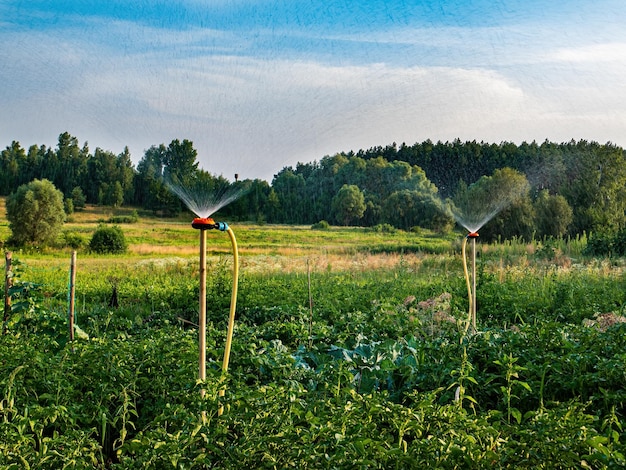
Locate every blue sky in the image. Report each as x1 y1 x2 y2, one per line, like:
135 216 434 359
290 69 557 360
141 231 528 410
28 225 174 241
1 0 626 182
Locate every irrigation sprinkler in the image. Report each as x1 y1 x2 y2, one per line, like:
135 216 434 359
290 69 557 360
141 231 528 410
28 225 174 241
191 217 239 417
462 232 479 333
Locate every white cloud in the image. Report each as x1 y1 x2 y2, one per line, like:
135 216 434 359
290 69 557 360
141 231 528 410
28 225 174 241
551 43 626 63
3 11 626 182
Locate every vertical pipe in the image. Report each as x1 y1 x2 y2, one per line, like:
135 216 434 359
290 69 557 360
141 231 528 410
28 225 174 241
471 237 477 332
199 229 207 398
69 251 77 342
218 226 239 416
307 258 313 349
3 251 12 335
220 227 238 374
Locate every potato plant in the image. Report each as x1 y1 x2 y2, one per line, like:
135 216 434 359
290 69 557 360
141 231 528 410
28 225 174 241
2 225 626 467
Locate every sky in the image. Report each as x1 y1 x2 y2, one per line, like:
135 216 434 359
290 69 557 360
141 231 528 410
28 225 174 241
1 0 626 182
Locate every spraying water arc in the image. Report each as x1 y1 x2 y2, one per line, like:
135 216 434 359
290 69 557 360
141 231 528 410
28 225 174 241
192 217 239 417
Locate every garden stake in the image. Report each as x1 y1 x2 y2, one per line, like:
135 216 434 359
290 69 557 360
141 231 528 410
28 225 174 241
68 251 77 343
192 217 239 416
3 251 11 335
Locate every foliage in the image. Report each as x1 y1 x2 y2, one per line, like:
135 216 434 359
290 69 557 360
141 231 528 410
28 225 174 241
534 189 573 238
108 210 139 224
311 220 330 230
2 229 626 467
64 197 74 215
584 228 626 257
331 184 366 226
383 189 453 232
5 178 66 247
63 230 88 249
89 224 128 254
452 168 532 241
70 186 86 210
3 134 626 238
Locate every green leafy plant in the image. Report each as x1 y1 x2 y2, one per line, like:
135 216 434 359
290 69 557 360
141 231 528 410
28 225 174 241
89 224 128 254
489 353 532 424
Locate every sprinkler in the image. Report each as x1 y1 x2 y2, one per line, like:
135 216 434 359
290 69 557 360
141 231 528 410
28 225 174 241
192 217 239 416
462 232 479 333
192 217 228 231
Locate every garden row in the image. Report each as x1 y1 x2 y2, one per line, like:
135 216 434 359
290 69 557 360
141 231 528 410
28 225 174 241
2 252 626 467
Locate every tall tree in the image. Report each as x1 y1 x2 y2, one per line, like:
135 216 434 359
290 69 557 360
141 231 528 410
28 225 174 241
53 132 88 196
134 144 167 211
163 139 199 185
332 184 366 226
0 141 24 195
534 189 573 238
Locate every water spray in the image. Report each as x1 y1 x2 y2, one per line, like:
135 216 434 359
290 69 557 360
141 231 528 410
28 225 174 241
192 217 239 417
462 232 479 333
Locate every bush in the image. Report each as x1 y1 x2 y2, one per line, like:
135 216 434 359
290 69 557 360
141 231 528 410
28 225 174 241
64 198 74 215
311 220 330 230
372 223 397 234
5 178 66 247
89 224 128 254
108 210 139 224
583 229 626 257
64 231 87 249
70 186 86 210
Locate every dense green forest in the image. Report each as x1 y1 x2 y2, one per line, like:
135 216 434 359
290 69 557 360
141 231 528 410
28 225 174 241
2 133 626 242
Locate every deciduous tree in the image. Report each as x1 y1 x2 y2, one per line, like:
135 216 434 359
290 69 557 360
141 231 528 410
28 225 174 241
332 184 366 226
6 179 66 246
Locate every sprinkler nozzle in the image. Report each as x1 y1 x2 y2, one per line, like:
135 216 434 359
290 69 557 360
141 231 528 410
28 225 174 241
192 217 217 230
467 232 479 238
191 217 229 231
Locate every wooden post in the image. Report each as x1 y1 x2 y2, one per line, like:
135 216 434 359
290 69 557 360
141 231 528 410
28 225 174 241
307 258 313 349
199 230 207 398
3 252 12 335
471 237 477 332
69 251 77 342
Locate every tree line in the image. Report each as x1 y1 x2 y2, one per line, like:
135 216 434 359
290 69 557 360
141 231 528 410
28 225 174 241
2 133 626 242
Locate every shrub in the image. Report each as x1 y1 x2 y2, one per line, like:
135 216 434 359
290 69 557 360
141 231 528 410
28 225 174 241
64 198 74 215
5 178 66 247
372 223 397 234
108 210 139 224
311 220 330 230
70 186 87 210
583 229 626 257
89 224 128 254
64 231 87 249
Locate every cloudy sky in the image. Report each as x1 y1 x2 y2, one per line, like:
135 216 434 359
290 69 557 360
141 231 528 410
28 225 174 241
1 0 625 182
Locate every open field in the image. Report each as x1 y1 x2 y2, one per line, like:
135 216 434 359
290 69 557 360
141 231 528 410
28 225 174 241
2 200 626 468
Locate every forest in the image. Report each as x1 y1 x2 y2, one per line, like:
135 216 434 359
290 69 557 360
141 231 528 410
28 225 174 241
2 132 626 244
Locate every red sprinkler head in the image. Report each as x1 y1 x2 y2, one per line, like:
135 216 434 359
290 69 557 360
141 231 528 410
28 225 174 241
467 232 479 238
192 217 216 230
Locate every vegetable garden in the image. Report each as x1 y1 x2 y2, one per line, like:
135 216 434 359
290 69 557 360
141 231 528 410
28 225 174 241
1 211 626 468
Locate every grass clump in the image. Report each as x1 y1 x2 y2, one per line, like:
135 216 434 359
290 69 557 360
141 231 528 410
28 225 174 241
311 220 330 230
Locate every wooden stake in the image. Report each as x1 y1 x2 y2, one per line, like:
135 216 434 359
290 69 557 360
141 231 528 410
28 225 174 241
307 258 313 349
471 237 477 332
3 252 12 335
199 229 207 398
69 251 77 342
